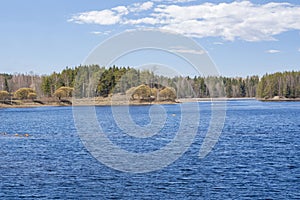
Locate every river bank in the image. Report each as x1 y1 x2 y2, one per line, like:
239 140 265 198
257 96 300 102
1 96 300 109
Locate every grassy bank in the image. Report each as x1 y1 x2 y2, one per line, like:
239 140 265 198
2 96 300 109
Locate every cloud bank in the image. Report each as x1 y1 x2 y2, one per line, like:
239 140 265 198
69 1 300 41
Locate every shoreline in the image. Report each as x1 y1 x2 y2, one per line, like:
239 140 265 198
1 97 299 109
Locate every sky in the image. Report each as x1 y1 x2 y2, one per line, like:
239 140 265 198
0 0 300 77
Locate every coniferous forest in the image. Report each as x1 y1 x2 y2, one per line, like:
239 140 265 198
0 65 299 101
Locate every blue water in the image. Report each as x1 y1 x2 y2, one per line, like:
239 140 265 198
0 100 299 199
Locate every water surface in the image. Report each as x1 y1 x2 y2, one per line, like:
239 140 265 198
0 100 299 199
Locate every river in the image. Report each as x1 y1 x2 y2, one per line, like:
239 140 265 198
0 100 299 199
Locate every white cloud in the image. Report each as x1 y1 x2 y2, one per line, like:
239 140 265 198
153 0 196 3
170 46 206 55
69 10 123 25
213 42 224 45
153 1 300 41
91 31 102 35
140 1 154 10
130 1 154 12
70 1 300 41
174 0 196 2
125 17 160 25
91 31 111 35
112 6 129 15
266 49 280 54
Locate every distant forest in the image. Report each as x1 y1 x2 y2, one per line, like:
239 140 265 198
0 65 299 99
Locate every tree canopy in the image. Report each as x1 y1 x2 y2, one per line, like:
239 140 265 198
159 87 176 101
1 66 299 101
257 71 300 99
54 87 74 100
14 88 37 100
0 90 9 100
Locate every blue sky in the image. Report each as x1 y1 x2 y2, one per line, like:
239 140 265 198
0 0 299 77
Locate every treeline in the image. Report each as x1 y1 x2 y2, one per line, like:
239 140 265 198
0 72 42 95
0 65 299 99
257 71 300 98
